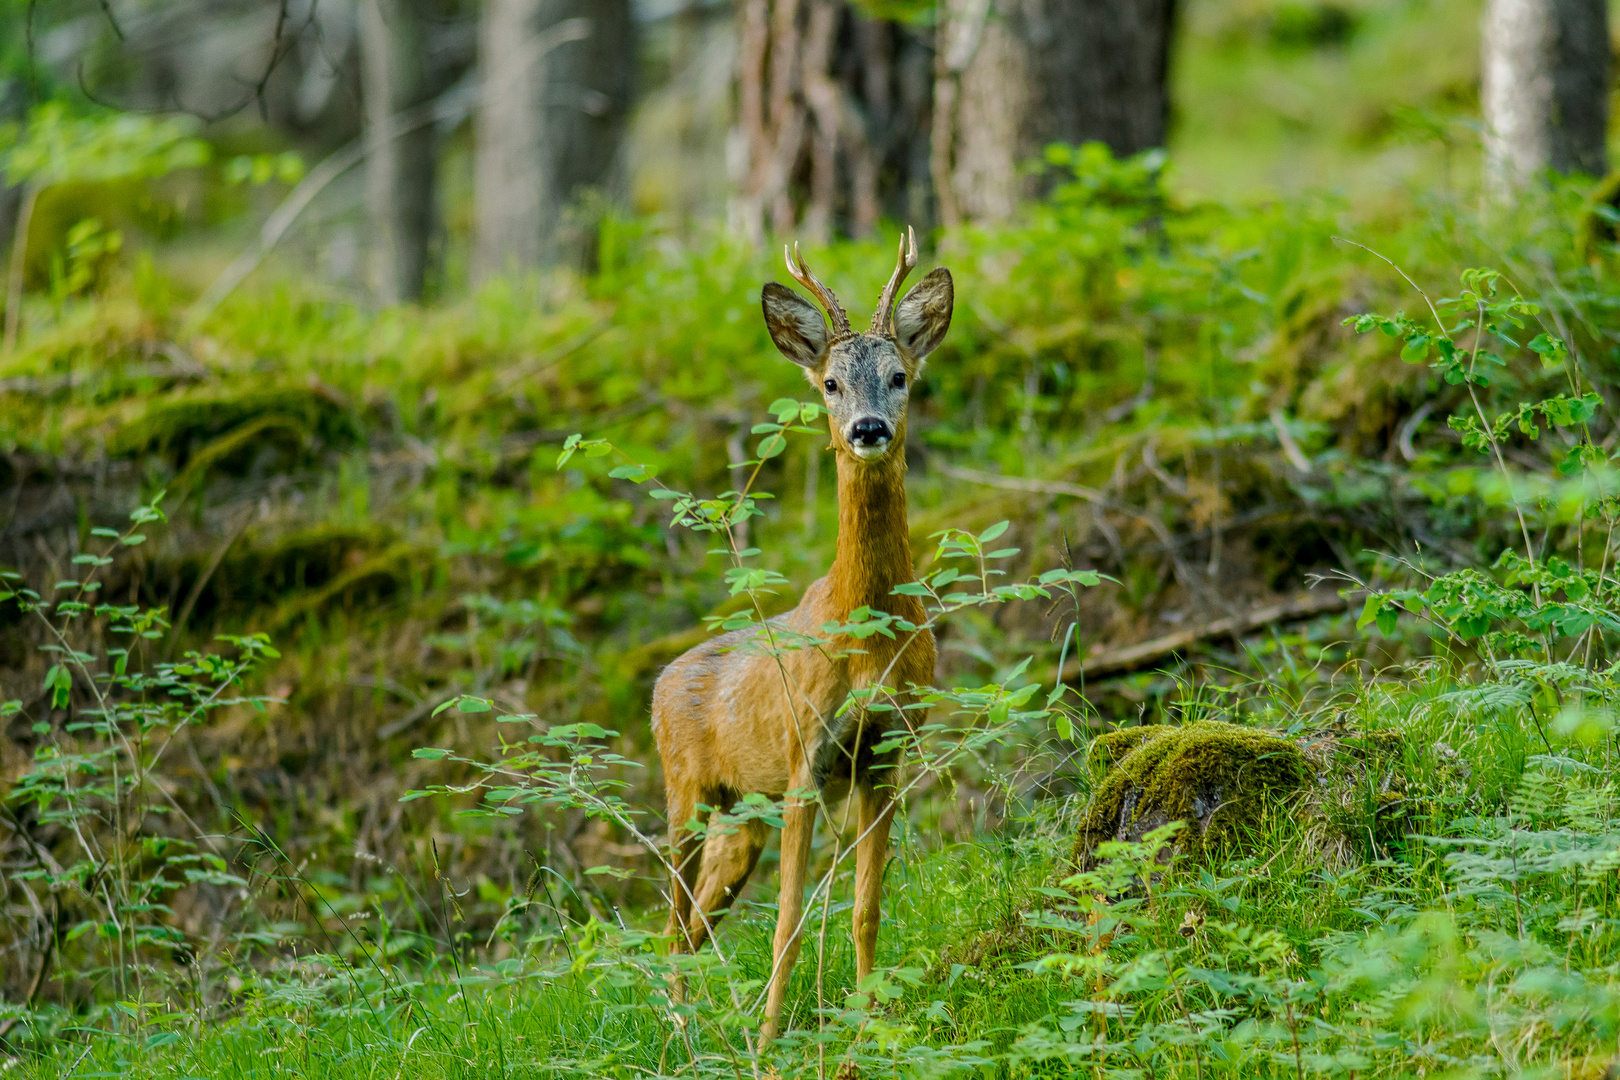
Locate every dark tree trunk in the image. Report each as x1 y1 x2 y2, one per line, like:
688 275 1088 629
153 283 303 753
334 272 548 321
473 0 635 280
1483 0 1610 197
934 0 1176 226
360 0 444 303
732 1 932 244
1040 0 1176 157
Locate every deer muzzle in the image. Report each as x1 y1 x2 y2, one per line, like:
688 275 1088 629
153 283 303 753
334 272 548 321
848 417 892 457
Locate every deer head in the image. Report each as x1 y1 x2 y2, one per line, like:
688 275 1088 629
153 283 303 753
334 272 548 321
761 227 954 461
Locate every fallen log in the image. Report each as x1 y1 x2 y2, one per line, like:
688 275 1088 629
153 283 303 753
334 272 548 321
1061 589 1350 683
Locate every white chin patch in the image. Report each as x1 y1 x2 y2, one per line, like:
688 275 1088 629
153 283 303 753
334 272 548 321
850 440 890 459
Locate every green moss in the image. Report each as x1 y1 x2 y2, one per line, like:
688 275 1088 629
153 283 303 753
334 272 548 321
1089 724 1161 768
109 383 359 463
1073 720 1312 865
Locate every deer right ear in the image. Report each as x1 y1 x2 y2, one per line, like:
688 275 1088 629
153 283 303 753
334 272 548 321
894 268 953 362
762 282 829 369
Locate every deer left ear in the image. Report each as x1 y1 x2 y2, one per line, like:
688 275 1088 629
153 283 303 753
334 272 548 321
763 282 830 369
894 268 953 362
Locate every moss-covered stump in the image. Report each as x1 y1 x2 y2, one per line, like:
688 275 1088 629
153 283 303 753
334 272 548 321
1072 721 1312 867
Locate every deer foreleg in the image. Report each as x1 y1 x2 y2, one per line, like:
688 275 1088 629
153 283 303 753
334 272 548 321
852 776 896 981
761 797 818 1040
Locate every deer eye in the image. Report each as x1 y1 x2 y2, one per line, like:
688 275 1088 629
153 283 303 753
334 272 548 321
891 371 906 388
824 378 838 392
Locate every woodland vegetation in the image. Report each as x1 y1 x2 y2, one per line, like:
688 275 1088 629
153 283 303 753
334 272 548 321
3 0 1620 1078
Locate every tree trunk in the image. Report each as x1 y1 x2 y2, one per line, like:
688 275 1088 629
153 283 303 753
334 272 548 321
360 0 441 303
1482 0 1609 198
473 0 635 281
731 1 932 244
933 0 1176 227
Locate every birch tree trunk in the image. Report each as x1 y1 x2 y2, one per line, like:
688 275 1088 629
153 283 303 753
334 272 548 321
1482 0 1609 199
475 0 545 279
731 1 931 244
933 0 1176 227
473 0 634 281
360 0 441 303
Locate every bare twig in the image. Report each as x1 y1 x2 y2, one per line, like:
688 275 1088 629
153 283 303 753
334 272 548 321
1269 409 1312 474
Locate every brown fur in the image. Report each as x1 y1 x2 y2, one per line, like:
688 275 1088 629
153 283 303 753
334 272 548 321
652 241 946 1038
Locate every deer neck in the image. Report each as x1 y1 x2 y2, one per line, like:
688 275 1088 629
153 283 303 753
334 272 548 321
826 436 913 615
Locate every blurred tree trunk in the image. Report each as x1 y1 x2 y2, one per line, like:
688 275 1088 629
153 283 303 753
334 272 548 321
932 0 1176 227
360 0 441 303
731 1 932 244
1482 0 1609 199
473 0 635 281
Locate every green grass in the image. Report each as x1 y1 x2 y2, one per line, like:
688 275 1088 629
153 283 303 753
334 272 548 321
12 672 1617 1078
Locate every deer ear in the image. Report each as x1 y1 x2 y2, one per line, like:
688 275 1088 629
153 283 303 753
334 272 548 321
762 282 829 369
894 268 953 361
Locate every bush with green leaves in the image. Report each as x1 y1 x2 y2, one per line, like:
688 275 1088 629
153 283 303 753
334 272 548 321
0 492 277 1034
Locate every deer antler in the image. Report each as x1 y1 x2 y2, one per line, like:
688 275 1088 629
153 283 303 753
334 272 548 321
785 243 852 338
870 225 918 335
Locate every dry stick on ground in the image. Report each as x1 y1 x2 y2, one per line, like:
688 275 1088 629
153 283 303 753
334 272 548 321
1060 590 1350 683
934 460 1230 612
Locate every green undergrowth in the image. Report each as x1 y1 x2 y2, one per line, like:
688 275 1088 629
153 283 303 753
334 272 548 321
8 143 1620 1074
8 670 1619 1078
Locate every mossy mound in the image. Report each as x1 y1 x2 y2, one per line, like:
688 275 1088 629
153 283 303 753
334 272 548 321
108 382 359 465
1072 720 1312 866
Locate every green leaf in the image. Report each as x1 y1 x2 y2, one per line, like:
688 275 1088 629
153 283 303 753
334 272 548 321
1399 335 1429 363
757 433 787 459
457 696 493 713
1527 332 1569 368
412 748 450 760
43 664 71 708
979 521 1010 543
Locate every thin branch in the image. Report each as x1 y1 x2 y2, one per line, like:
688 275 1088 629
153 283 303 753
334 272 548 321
254 0 295 121
1331 235 1444 333
96 0 125 40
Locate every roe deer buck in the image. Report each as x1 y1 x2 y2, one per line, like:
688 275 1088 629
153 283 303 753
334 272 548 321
651 228 952 1039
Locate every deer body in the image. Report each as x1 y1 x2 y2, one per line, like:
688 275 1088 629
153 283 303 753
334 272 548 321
651 232 952 1039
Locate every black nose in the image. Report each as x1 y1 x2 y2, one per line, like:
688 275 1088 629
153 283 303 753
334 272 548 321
851 418 891 445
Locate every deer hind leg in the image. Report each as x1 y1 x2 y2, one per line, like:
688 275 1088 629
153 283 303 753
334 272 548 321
683 814 768 950
852 774 897 982
664 785 706 951
761 795 818 1041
